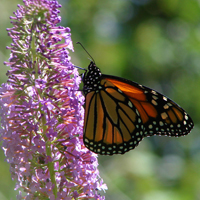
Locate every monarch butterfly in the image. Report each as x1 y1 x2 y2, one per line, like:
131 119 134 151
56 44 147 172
79 45 194 155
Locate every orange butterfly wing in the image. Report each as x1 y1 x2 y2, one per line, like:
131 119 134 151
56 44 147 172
104 76 193 136
84 78 142 155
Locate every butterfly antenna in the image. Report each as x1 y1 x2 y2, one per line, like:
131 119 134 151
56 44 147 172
76 42 95 63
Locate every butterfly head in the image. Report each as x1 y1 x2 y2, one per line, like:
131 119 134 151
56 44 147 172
82 61 102 95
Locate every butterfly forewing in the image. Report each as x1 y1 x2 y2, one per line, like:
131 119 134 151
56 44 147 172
83 61 194 155
104 76 193 137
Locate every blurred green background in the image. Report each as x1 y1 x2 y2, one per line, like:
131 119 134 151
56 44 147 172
0 0 200 199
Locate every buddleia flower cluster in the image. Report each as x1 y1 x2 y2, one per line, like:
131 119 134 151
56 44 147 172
0 0 107 199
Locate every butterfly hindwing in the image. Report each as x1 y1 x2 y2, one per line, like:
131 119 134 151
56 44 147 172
84 78 145 155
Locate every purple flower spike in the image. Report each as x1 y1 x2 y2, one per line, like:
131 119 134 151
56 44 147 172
0 0 107 199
